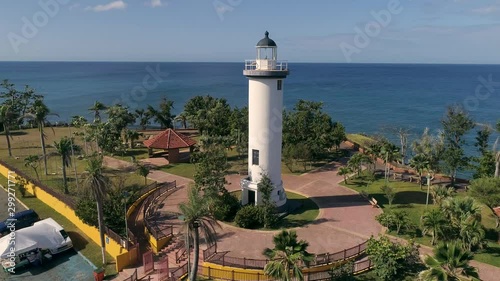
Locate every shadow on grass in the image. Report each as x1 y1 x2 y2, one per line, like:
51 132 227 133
395 191 427 205
477 245 500 258
8 131 28 136
68 231 89 252
485 228 499 241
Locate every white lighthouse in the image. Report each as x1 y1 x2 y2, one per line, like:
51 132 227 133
241 31 288 209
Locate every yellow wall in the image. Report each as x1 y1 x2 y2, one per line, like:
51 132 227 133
0 163 136 272
126 184 158 217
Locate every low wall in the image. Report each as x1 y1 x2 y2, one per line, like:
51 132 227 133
201 262 271 281
0 161 135 272
144 226 172 254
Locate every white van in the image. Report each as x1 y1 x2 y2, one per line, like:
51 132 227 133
32 218 73 254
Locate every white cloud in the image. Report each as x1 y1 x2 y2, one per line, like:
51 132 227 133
149 0 163 7
472 5 500 15
68 3 80 11
85 1 127 12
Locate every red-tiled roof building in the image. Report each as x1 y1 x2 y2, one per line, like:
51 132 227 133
143 129 197 163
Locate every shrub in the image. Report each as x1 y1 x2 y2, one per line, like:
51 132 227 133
234 204 279 229
376 211 412 235
262 203 279 228
329 260 354 281
214 191 241 221
234 205 262 229
380 184 396 206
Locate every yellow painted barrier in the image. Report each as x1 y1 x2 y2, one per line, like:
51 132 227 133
201 262 272 281
0 162 136 272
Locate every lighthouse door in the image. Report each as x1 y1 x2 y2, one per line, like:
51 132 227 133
248 190 256 205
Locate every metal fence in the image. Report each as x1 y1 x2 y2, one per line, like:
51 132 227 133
206 240 368 270
197 259 373 281
143 181 178 240
122 268 138 281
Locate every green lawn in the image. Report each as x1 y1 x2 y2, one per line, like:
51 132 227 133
159 162 196 179
279 192 320 228
342 172 500 267
347 134 376 148
344 172 500 266
0 174 116 276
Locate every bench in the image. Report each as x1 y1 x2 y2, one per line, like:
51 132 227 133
369 197 379 208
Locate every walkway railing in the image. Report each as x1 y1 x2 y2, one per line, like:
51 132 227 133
143 181 178 240
196 259 373 281
205 240 368 270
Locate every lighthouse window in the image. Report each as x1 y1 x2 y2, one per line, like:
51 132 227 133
277 80 282 90
252 149 259 166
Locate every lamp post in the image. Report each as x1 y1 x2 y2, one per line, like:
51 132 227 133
122 191 130 244
426 173 431 208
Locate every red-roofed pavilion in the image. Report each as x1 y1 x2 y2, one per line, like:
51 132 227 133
143 129 197 163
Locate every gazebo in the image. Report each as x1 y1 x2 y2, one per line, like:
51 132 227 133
143 129 197 163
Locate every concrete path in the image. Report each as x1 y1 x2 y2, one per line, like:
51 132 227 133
104 156 500 281
156 161 383 259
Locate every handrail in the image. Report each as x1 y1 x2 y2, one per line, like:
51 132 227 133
193 259 373 281
143 181 178 240
204 240 368 270
244 60 288 71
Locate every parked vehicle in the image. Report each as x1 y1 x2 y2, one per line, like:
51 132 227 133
0 209 40 237
0 218 73 273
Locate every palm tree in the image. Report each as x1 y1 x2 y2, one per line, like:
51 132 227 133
135 108 151 130
20 99 58 175
430 185 453 206
421 209 448 245
337 166 352 184
263 230 314 281
178 187 220 281
347 153 372 177
174 111 188 129
409 154 429 189
460 218 485 252
82 155 109 266
0 104 15 157
136 164 150 185
54 137 80 194
89 101 107 123
24 155 41 181
365 143 382 171
419 242 480 281
125 129 143 149
380 142 400 182
442 197 481 226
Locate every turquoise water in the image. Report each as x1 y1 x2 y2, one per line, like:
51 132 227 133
1 61 500 150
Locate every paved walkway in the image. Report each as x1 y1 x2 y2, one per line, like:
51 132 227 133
157 161 383 259
103 156 500 281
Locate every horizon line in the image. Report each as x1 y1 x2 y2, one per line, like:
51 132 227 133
1 60 500 66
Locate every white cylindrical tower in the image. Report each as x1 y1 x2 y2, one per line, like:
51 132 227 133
241 31 289 209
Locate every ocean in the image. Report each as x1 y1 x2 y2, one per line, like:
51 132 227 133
1 61 500 154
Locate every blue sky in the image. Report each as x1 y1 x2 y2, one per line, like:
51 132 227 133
1 0 500 63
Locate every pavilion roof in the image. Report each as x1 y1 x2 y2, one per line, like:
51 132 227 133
143 128 197 150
